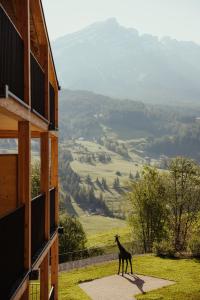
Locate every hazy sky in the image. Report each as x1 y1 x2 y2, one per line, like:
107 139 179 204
42 0 200 44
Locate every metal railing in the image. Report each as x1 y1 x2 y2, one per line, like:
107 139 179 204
50 187 56 235
31 53 45 118
30 283 54 300
31 194 46 264
0 206 25 299
58 242 140 264
30 283 40 300
0 5 24 101
58 242 144 272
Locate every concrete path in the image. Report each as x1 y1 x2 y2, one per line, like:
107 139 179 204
79 274 175 300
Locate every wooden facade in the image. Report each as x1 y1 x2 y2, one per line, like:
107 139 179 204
0 1 59 299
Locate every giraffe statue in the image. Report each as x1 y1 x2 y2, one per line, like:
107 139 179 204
115 235 133 276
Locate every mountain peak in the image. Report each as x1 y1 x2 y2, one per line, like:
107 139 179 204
53 19 200 105
88 18 120 32
104 18 119 26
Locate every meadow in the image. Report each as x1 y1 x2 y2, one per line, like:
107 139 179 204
58 255 200 300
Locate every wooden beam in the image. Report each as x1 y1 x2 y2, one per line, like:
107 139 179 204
32 232 57 270
0 130 18 138
0 98 48 131
50 136 58 300
40 132 50 240
0 155 18 216
18 121 31 300
20 281 29 300
40 253 49 300
55 88 58 130
50 136 58 225
11 278 29 300
51 236 58 300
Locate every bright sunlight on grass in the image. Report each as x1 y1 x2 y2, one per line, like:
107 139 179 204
58 255 200 300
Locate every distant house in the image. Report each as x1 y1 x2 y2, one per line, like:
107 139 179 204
78 137 85 141
0 1 59 299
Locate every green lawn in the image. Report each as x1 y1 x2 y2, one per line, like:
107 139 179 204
58 255 200 300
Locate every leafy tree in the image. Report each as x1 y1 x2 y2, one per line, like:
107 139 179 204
128 166 168 252
167 157 200 251
59 215 87 262
31 161 40 198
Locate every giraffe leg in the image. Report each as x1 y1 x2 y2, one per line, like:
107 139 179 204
122 259 124 276
129 258 133 274
125 259 128 274
118 258 121 275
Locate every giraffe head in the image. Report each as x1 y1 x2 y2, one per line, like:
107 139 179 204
115 235 120 242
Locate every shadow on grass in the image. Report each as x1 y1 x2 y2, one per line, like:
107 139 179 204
78 278 94 284
123 274 146 294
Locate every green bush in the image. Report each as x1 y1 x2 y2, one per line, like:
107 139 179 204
189 237 200 257
153 240 176 258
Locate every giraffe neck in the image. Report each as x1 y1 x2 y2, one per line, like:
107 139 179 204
117 239 125 252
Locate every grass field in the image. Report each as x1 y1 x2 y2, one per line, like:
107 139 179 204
58 256 200 300
70 194 131 248
67 139 144 217
71 141 143 186
86 225 130 247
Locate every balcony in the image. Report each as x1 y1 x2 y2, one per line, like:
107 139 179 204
50 187 56 235
31 194 46 264
0 206 26 299
0 5 24 101
0 5 58 129
31 53 45 119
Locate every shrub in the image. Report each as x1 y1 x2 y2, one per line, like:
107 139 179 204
189 237 200 257
153 240 176 258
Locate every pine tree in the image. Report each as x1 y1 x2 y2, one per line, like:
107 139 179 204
129 171 134 180
135 171 140 180
86 174 92 185
96 177 101 187
99 192 104 202
113 177 120 189
102 177 108 190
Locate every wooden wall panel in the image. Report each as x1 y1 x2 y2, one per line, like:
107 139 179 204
0 154 18 216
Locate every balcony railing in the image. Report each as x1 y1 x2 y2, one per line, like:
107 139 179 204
50 188 56 235
0 5 24 101
0 206 25 299
31 194 46 264
49 83 56 130
31 53 45 119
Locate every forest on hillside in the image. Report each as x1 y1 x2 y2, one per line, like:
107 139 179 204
59 89 200 161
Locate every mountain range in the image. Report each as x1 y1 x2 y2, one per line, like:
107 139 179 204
53 18 200 104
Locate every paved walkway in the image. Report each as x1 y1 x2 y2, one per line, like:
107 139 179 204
79 274 175 300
